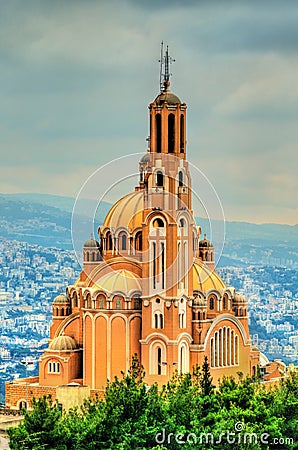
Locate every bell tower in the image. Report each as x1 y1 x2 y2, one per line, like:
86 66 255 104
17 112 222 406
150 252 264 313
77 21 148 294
149 44 187 158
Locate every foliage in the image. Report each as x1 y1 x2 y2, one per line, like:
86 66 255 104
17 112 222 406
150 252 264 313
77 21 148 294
8 357 298 450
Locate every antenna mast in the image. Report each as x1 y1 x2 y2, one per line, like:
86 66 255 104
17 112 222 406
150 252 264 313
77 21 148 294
159 42 175 92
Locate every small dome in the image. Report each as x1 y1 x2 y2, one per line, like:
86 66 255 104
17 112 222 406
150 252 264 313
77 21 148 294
84 238 100 248
140 153 151 164
193 297 207 307
199 234 213 248
155 90 181 106
49 335 78 351
234 294 246 303
53 294 70 305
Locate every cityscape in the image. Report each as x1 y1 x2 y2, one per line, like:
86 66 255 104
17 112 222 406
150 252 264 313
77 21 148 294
0 235 297 404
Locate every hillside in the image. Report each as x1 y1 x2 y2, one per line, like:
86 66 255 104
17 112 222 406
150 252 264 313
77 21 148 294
1 193 297 266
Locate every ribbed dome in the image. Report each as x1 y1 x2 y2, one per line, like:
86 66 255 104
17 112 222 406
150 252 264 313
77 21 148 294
193 297 207 307
53 294 70 305
140 153 151 164
103 191 144 231
193 260 226 293
94 269 141 296
84 238 100 248
155 90 181 106
234 294 246 303
49 335 77 351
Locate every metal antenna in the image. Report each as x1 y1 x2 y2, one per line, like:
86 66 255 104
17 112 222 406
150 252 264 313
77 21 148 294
159 42 175 92
159 41 164 92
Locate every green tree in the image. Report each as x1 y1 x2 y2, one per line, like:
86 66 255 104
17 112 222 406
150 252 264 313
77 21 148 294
8 396 64 450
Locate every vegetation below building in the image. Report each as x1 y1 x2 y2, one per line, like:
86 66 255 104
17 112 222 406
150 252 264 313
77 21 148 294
8 357 298 450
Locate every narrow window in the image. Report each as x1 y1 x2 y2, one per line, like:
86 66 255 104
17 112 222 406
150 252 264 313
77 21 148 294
211 338 214 367
160 313 164 329
179 171 183 187
135 231 142 251
156 114 161 153
168 114 175 153
223 296 227 310
180 114 184 152
209 297 214 310
154 313 158 328
235 335 239 364
157 348 162 375
134 298 141 310
156 171 163 187
121 233 127 250
161 242 165 290
153 242 156 289
214 332 218 367
106 232 113 251
116 297 121 310
219 329 222 366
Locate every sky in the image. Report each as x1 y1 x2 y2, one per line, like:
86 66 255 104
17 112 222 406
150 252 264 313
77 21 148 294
0 0 298 225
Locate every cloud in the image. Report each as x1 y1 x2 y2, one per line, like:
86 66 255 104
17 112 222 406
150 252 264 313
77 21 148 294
0 0 297 225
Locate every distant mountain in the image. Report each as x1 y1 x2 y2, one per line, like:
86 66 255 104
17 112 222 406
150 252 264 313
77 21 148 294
1 193 297 266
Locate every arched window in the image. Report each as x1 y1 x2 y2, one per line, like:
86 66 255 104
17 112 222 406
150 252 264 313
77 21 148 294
150 342 166 375
223 296 227 310
86 294 91 309
73 292 78 308
98 295 105 309
115 297 122 310
19 400 27 410
157 347 162 375
211 338 214 367
179 312 186 329
154 313 164 329
179 171 183 187
209 297 214 310
156 114 161 153
106 232 113 251
179 218 185 227
133 298 141 310
135 231 142 251
86 252 89 262
180 114 184 152
48 360 60 374
156 171 163 187
153 218 164 227
235 335 239 364
168 113 175 153
120 233 127 251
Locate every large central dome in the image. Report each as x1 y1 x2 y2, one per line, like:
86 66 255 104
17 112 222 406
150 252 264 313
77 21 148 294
103 191 144 231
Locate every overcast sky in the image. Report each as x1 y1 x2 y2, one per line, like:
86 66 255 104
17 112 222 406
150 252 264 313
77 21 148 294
1 0 298 225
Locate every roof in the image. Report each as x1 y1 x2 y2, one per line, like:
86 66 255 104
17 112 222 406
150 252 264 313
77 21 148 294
154 90 181 106
84 238 100 248
94 269 141 296
103 191 144 231
53 294 70 305
49 335 78 351
193 260 226 293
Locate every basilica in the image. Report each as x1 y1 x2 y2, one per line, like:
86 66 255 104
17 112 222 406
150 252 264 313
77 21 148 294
6 48 259 409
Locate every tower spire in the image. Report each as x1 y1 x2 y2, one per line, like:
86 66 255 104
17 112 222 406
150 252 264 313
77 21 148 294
159 42 175 92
